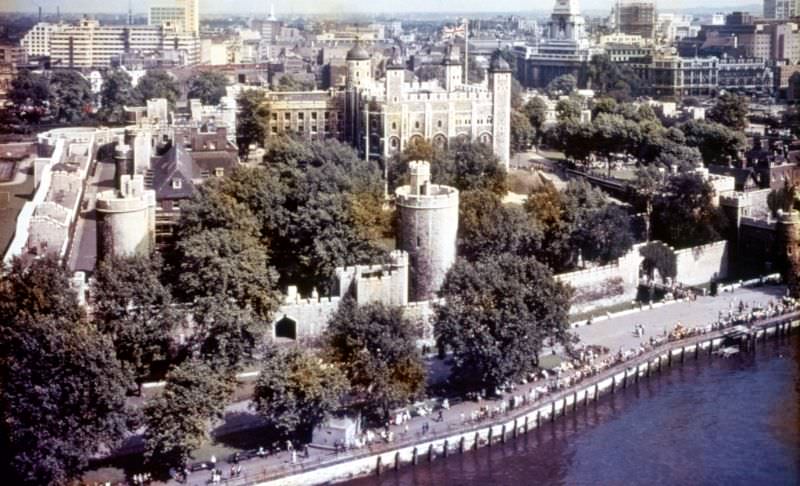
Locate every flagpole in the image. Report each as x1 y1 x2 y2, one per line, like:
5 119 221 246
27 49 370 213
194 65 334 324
463 18 468 84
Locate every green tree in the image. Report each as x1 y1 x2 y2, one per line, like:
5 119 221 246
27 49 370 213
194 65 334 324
144 359 233 476
187 71 229 105
49 70 93 123
458 189 541 262
174 225 280 323
253 347 347 440
0 255 84 325
572 204 634 263
707 92 749 131
99 68 137 123
389 139 508 195
1 316 129 485
134 69 180 106
523 96 548 135
585 54 641 101
236 89 269 158
510 110 535 154
628 165 666 241
651 173 730 248
324 301 425 423
435 255 572 392
555 97 582 122
274 74 315 91
190 296 261 373
7 69 51 123
546 73 577 97
680 120 746 166
92 254 181 393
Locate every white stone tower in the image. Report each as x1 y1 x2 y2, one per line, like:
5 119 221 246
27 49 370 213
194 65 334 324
96 174 156 259
443 44 462 92
489 52 512 170
345 41 372 90
395 161 459 301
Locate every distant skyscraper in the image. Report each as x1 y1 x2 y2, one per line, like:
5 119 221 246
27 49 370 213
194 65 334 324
617 0 655 41
149 0 198 35
763 0 796 20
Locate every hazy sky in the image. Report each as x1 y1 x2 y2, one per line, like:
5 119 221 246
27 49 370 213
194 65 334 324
4 0 758 15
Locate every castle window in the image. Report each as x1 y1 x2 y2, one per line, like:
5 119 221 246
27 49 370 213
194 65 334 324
325 111 330 119
171 178 182 189
298 112 304 120
214 167 224 177
272 126 278 134
437 120 442 128
392 122 397 130
415 121 420 129
271 113 277 121
311 112 317 120
284 112 291 121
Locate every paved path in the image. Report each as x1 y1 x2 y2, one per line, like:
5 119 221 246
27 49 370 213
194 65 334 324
161 284 790 486
68 158 115 272
575 285 786 351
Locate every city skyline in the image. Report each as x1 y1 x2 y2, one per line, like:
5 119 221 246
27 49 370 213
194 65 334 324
1 0 763 15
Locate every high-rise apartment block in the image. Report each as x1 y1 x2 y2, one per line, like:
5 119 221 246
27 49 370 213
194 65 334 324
40 18 199 68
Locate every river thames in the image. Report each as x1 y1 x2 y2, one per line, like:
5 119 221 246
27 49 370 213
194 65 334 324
348 334 800 486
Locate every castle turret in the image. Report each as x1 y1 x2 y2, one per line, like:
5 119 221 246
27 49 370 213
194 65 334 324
96 174 156 259
395 161 459 301
346 41 372 90
489 51 512 170
385 47 405 104
443 44 462 92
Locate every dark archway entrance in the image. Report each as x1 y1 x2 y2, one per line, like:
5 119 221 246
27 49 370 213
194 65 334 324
274 316 297 340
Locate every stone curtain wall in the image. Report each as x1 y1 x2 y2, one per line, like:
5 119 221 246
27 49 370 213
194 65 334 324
674 241 730 286
558 241 731 314
556 246 643 315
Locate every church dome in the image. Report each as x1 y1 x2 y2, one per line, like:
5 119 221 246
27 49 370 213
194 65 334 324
347 44 371 61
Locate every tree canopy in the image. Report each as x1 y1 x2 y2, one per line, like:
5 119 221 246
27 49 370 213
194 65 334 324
651 173 729 248
388 138 508 195
92 254 182 393
458 189 542 262
435 255 571 392
187 71 229 105
99 68 137 123
144 359 233 476
252 347 347 440
0 256 128 485
134 69 180 106
707 92 749 131
236 89 269 159
324 301 425 423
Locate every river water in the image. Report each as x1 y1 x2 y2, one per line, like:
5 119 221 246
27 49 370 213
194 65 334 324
348 334 800 486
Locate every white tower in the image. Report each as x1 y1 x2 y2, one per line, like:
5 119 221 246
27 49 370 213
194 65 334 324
489 53 512 170
395 161 459 301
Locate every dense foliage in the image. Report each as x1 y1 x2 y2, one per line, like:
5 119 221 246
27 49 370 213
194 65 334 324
253 347 347 440
435 255 571 391
324 301 426 423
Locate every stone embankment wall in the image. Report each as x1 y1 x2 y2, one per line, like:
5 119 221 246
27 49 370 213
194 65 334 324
253 316 799 486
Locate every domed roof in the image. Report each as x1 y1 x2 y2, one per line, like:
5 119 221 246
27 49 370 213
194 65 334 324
489 51 511 72
347 43 371 61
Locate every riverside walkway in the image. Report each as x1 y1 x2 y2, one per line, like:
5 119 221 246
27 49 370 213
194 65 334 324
168 285 797 486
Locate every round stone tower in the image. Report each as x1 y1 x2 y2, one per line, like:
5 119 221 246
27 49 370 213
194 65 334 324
395 161 459 301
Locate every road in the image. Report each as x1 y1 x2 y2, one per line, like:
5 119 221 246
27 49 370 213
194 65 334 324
68 158 115 273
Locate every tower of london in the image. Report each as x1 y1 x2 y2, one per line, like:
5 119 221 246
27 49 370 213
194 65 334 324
262 45 513 169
